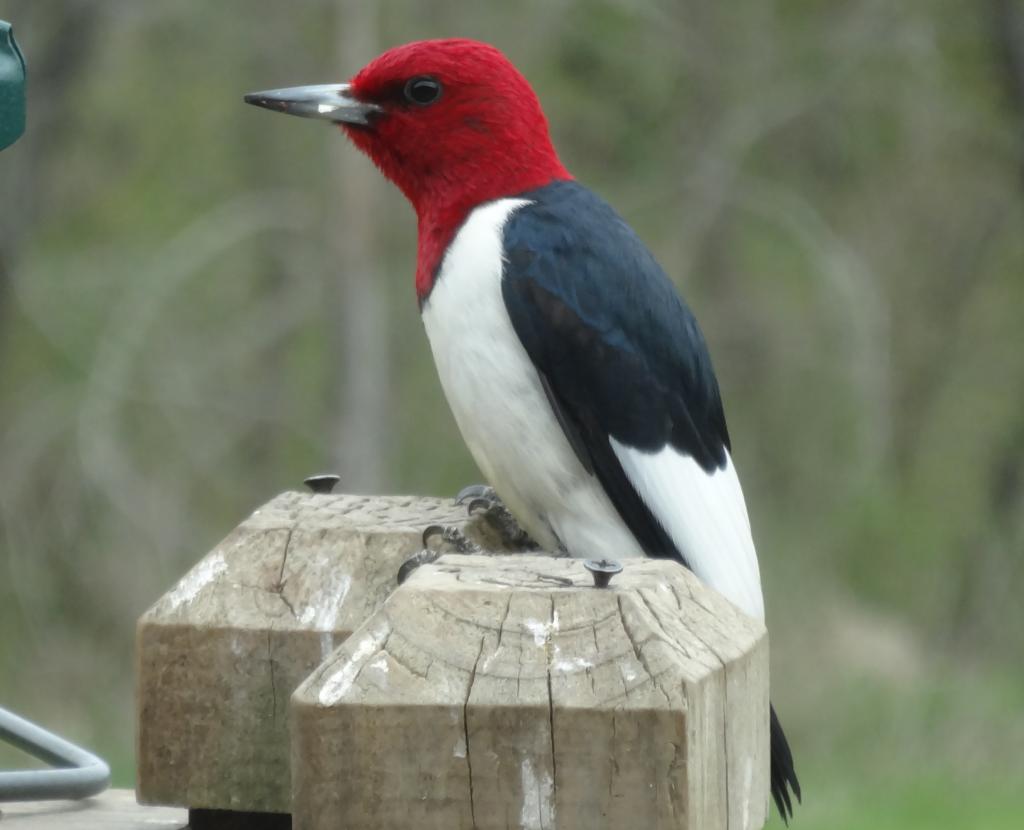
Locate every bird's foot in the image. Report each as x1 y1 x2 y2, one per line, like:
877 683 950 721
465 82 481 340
456 484 538 550
397 523 483 585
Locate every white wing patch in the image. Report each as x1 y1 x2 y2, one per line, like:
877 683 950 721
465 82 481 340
610 439 765 620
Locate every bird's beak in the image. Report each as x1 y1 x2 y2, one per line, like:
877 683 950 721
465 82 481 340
243 83 380 126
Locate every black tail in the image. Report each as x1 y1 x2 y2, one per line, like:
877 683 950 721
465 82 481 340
770 703 801 823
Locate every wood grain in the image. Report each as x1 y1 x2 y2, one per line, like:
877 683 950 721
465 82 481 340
136 491 499 814
291 554 769 830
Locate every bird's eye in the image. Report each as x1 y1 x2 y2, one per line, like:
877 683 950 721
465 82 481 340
404 76 442 106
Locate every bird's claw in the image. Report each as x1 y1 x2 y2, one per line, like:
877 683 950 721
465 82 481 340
466 497 493 516
399 524 483 585
400 486 538 584
455 483 538 550
455 483 496 505
397 549 440 585
422 524 482 554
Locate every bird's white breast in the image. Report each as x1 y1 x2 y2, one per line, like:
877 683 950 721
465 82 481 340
421 199 641 559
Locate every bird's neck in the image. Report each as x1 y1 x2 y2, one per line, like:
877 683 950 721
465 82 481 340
412 163 570 303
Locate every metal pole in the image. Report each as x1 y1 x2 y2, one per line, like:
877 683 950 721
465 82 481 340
0 707 111 802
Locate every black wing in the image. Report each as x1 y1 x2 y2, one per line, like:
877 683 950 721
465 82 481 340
500 179 800 819
501 180 731 566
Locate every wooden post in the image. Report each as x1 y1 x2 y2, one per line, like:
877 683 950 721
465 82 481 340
135 491 503 815
290 554 769 830
0 789 185 828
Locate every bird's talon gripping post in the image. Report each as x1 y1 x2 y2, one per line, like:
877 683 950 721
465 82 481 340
479 502 539 550
446 526 482 554
454 486 539 550
396 549 440 585
421 524 445 549
454 483 494 505
421 524 482 555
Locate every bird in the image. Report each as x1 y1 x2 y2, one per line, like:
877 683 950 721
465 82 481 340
245 37 801 820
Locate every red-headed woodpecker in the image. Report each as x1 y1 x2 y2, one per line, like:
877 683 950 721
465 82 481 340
246 38 800 820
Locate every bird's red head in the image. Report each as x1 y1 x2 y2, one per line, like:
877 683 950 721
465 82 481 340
343 40 569 211
246 39 571 298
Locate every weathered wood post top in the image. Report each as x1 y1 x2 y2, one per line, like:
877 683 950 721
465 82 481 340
136 491 769 829
136 489 509 817
292 553 769 830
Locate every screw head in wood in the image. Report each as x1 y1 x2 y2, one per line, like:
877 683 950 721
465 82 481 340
304 474 340 494
583 558 623 588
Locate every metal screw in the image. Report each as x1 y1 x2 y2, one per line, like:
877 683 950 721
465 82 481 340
304 473 340 494
583 558 623 588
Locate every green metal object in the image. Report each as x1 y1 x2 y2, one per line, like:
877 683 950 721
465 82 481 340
0 20 26 150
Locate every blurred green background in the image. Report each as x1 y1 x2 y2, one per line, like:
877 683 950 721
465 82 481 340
1 1 1023 827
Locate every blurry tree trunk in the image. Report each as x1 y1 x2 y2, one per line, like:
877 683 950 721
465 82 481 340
948 411 1024 649
0 0 100 355
991 0 1024 127
945 0 1024 649
326 1 390 490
